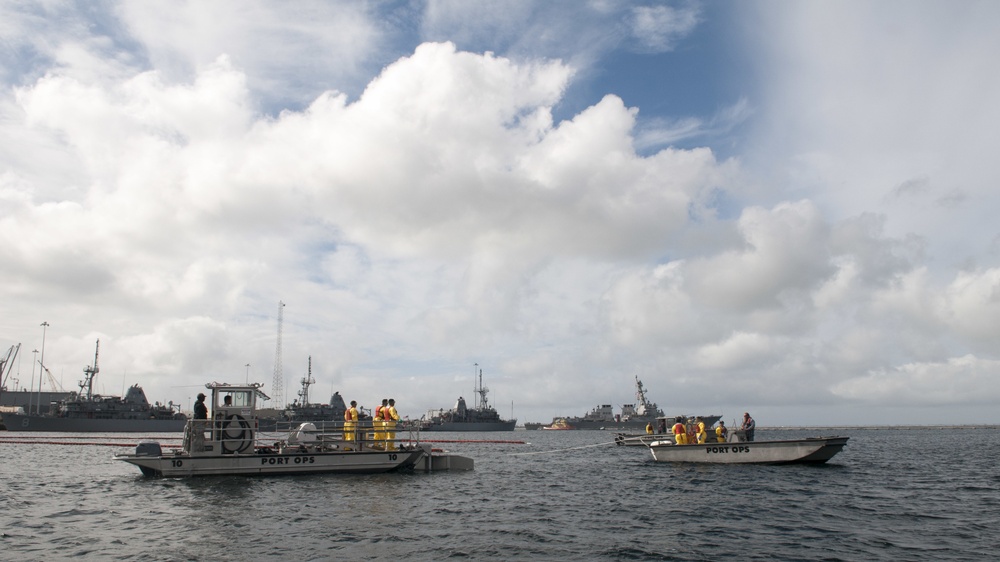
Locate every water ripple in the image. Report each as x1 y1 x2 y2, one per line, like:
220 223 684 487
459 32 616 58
2 428 999 560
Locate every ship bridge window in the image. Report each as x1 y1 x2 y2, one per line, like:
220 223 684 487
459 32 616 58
224 391 253 408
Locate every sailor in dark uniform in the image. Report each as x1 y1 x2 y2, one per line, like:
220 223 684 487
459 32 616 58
193 393 208 420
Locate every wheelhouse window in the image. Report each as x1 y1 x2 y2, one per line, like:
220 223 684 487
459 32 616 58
224 391 253 408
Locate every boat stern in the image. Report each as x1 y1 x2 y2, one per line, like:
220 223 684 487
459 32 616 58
115 440 169 477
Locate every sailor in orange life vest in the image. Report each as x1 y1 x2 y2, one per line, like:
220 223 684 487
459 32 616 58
385 398 400 451
344 400 359 446
373 399 388 445
695 416 708 444
645 422 654 435
715 420 728 442
671 417 688 445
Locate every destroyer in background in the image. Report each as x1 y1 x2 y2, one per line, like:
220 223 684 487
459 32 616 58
0 340 186 432
548 376 721 431
420 366 516 431
256 357 348 431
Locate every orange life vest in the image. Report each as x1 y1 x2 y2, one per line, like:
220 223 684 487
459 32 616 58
672 422 685 435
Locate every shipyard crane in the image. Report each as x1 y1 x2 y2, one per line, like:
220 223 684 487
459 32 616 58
1 343 21 392
40 361 66 392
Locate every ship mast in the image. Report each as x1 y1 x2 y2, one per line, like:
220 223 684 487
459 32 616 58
79 339 99 401
298 356 315 405
635 376 647 406
474 365 491 411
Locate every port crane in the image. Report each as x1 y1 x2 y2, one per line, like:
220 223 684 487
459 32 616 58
1 343 21 392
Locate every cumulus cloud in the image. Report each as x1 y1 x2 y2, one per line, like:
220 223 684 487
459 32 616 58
3 2 999 425
2 37 735 407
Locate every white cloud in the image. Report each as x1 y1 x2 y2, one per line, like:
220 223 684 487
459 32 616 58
118 0 381 108
832 355 1000 406
743 1 1000 266
628 3 700 53
3 2 999 426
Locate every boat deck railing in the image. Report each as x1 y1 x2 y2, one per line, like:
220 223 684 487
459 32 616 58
181 418 421 455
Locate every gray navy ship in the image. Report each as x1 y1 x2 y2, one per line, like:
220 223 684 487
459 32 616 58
532 376 721 431
256 357 350 432
420 367 516 431
0 340 186 432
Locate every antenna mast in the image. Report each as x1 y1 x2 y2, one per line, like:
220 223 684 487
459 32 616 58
79 339 99 401
271 301 285 407
475 365 490 410
298 356 315 405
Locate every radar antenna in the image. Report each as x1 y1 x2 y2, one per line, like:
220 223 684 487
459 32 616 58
79 339 100 401
474 364 491 411
298 356 315 405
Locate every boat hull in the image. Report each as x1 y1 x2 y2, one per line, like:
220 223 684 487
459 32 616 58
421 421 516 432
1 413 186 432
116 448 426 478
647 436 849 464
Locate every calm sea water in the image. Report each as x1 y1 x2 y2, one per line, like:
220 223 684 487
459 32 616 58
1 427 998 561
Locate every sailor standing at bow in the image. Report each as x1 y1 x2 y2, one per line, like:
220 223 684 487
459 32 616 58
385 398 400 451
374 399 388 447
344 400 359 448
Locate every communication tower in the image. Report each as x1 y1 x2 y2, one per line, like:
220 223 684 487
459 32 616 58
271 301 285 407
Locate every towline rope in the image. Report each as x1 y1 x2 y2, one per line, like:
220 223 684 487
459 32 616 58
509 440 617 456
0 435 181 440
415 439 526 444
0 439 180 448
0 436 525 447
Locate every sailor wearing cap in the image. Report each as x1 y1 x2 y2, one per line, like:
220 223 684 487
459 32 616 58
193 393 208 420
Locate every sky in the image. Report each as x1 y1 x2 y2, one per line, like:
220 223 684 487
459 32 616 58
2 1 999 426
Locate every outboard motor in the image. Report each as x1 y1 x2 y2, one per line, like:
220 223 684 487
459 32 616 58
135 441 162 457
289 422 318 444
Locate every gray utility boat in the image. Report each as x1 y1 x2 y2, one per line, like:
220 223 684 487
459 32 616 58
115 382 473 478
646 435 850 464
